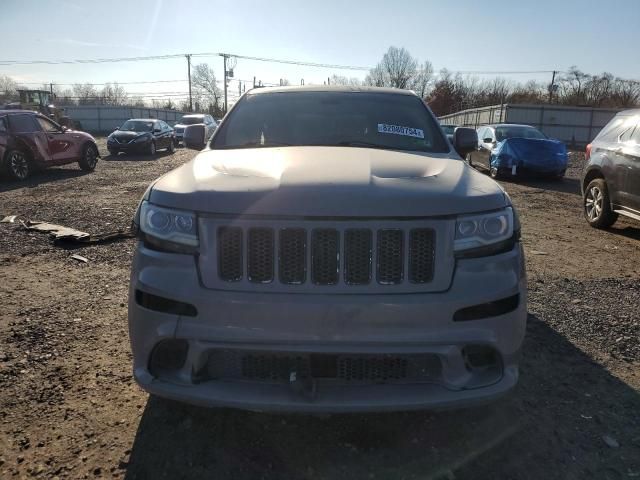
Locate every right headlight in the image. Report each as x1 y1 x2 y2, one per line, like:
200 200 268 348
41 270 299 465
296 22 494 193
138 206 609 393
454 207 519 258
138 201 198 253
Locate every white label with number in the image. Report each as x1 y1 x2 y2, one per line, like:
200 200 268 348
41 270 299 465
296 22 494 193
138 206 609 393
377 124 425 139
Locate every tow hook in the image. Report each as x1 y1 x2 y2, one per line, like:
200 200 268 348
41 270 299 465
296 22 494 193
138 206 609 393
289 371 317 401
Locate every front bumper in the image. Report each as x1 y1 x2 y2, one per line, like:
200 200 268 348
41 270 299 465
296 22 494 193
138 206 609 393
108 139 151 152
128 243 527 412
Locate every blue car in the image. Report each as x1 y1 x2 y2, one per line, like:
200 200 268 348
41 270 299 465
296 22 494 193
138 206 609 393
467 124 568 179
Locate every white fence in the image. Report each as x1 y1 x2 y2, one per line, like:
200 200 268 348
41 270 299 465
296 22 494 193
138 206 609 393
62 106 190 134
439 103 624 147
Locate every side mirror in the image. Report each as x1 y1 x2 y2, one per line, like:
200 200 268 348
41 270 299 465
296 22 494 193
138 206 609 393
453 127 478 157
60 125 68 132
483 137 494 144
153 128 162 133
184 124 207 150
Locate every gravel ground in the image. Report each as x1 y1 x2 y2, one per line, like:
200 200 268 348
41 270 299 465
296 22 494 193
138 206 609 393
0 143 638 479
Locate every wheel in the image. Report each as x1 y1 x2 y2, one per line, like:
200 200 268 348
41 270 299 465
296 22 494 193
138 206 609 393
167 140 175 153
108 148 119 157
148 141 156 156
4 150 31 180
490 166 501 179
584 178 617 228
78 143 98 171
465 153 473 167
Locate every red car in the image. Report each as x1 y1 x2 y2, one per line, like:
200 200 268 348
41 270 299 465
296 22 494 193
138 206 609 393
0 110 99 181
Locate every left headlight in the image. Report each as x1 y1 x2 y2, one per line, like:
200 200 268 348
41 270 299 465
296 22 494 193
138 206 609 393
454 207 517 257
139 201 198 252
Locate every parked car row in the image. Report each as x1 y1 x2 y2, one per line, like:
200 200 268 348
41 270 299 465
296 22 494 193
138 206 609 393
0 111 220 180
442 111 640 229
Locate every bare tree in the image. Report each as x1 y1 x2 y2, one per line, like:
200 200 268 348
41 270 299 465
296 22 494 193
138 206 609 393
191 63 222 114
364 64 387 87
329 74 363 87
410 61 434 98
381 47 417 89
100 82 128 106
0 75 18 103
72 83 99 105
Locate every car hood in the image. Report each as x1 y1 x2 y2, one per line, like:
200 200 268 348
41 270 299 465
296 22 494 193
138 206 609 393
149 146 508 217
112 130 151 139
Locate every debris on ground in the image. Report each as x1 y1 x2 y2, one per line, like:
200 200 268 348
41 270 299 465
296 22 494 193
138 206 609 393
70 254 89 263
602 435 620 448
1 215 18 223
20 220 134 245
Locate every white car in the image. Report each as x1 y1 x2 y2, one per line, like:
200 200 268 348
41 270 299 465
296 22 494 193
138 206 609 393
128 86 527 413
173 114 217 144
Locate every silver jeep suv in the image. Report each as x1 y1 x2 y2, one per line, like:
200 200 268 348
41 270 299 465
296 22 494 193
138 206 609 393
128 86 527 412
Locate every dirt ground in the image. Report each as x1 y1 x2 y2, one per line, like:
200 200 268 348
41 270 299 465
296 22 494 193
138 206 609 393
0 141 638 480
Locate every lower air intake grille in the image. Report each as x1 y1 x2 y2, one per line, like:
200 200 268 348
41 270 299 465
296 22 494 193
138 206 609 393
206 350 442 384
311 229 339 285
218 227 243 281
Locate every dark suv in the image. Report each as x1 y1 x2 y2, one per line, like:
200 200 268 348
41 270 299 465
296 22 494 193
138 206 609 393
582 110 640 228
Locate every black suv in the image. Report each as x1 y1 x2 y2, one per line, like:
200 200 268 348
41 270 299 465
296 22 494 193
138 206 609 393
582 109 640 228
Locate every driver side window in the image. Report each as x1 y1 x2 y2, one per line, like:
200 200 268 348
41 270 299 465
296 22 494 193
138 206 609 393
36 116 59 133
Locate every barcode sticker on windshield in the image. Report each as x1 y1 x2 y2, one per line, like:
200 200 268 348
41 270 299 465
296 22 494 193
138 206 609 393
377 124 424 139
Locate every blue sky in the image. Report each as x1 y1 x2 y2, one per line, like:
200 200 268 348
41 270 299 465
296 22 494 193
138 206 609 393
1 0 638 103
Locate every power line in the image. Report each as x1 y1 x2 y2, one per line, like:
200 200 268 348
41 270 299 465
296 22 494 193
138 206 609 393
20 79 186 86
0 50 569 76
0 53 185 66
193 52 372 71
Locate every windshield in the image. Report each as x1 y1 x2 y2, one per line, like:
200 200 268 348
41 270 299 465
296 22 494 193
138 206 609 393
495 126 546 141
212 91 449 153
179 116 205 125
120 120 154 132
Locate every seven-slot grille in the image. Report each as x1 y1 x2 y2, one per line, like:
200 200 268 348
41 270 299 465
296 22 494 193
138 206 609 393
216 226 435 286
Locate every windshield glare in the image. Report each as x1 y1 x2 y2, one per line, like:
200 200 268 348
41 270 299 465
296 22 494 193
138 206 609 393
496 126 547 141
179 116 205 125
120 120 154 132
212 92 449 153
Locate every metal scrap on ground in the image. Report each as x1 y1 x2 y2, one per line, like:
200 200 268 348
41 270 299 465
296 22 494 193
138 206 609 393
1 215 18 223
21 220 134 245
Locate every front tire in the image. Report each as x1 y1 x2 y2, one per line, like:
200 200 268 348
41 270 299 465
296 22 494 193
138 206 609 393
79 143 98 171
4 150 31 181
167 140 175 153
465 153 473 167
490 166 502 179
584 178 617 228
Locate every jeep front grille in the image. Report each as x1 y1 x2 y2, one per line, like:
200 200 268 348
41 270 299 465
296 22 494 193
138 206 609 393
214 224 435 287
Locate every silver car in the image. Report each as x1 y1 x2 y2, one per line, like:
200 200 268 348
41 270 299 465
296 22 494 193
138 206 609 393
128 86 527 413
173 114 217 144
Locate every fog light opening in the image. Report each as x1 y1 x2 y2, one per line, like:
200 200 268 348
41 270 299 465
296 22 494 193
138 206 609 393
149 339 189 376
462 345 499 371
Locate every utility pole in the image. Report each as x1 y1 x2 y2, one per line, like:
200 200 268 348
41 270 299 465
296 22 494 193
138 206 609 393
186 54 192 112
49 82 53 95
548 70 557 104
222 54 228 113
